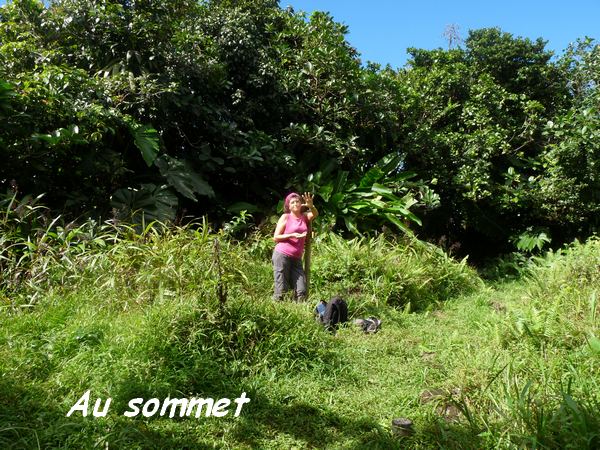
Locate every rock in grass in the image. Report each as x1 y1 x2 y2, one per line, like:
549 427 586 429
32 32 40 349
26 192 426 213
353 317 382 333
391 417 414 436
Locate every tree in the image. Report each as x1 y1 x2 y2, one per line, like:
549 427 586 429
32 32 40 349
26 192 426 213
398 28 570 257
535 38 600 236
1 0 423 233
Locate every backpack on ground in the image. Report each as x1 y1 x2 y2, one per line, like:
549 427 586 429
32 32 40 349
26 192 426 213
315 296 348 332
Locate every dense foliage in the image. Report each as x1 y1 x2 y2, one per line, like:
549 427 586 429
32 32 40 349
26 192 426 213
401 30 599 257
1 0 599 257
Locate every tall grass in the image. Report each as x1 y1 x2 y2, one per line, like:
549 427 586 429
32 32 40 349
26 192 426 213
460 237 600 449
2 196 600 448
311 233 482 311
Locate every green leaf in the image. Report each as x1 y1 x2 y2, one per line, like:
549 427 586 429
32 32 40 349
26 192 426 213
31 125 86 146
348 200 373 211
333 171 349 194
155 155 214 200
343 216 360 235
371 183 394 196
329 192 345 209
227 202 259 214
359 167 384 187
0 80 17 114
404 211 422 226
366 197 386 209
353 190 377 198
393 171 418 182
375 153 402 173
563 394 581 414
587 335 600 355
132 125 160 167
318 183 334 202
384 213 410 234
111 184 178 224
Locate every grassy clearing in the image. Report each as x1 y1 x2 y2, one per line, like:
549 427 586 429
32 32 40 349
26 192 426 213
1 215 599 448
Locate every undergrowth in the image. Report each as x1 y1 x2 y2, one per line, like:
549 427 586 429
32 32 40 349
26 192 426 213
1 200 599 448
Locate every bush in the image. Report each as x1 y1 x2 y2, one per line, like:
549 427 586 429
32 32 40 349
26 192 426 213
311 233 482 310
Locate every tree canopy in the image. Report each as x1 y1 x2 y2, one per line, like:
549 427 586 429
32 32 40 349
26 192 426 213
1 0 599 259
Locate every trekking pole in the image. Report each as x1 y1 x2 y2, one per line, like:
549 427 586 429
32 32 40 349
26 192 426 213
213 237 227 310
304 220 312 298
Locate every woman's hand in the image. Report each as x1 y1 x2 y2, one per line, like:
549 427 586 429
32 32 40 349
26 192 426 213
302 192 318 221
291 232 307 239
302 192 314 208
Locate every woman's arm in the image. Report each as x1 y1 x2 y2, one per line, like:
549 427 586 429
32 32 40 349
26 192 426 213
273 214 307 242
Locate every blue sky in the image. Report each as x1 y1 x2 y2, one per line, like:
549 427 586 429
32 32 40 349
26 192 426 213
287 0 600 68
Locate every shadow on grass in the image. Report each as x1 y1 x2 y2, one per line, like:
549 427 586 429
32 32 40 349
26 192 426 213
7 361 600 450
229 390 400 449
0 375 222 449
412 418 485 450
1 375 401 449
0 375 478 450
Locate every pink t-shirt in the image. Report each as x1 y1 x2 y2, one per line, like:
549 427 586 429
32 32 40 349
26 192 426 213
275 213 308 259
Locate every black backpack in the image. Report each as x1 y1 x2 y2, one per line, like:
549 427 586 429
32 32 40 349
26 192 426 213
317 296 348 332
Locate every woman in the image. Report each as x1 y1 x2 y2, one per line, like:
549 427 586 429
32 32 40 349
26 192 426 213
272 192 318 301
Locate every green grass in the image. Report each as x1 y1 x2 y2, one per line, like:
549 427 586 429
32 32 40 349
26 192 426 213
1 219 599 449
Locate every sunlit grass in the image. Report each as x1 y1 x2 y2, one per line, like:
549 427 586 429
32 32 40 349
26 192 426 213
1 208 599 448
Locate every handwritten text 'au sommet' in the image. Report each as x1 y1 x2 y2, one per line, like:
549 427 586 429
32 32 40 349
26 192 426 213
66 390 250 418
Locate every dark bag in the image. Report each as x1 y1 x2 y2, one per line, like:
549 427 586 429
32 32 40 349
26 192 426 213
318 296 348 332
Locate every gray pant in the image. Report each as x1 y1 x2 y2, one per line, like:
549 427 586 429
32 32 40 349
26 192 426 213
272 250 306 300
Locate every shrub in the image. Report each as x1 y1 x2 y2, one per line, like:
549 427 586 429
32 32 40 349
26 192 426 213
311 233 482 310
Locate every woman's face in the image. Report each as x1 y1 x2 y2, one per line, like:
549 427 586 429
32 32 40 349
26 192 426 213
289 196 302 213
